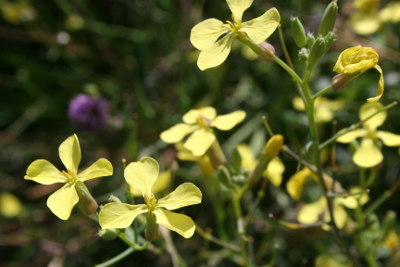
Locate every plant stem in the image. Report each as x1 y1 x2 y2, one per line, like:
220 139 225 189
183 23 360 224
231 191 249 267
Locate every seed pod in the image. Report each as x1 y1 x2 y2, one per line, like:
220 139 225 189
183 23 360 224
318 0 338 36
98 228 120 240
145 212 159 242
308 36 326 64
291 17 307 48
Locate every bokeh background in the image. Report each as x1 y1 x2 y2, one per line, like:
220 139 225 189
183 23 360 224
1 0 400 266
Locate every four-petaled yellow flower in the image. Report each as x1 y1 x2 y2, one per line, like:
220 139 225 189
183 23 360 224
190 0 280 70
336 102 400 168
160 106 246 157
24 134 113 220
332 45 384 103
99 157 202 239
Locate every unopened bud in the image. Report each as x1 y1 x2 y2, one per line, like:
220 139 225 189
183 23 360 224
145 212 159 242
324 32 335 52
298 48 309 60
318 0 338 36
98 228 120 240
259 42 275 62
308 37 326 64
306 32 315 48
291 17 307 48
75 180 98 216
231 148 242 173
331 72 360 91
263 134 284 159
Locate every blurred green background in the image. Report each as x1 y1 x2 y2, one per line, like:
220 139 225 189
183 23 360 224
1 0 400 266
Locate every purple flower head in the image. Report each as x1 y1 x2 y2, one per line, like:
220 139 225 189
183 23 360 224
68 94 109 131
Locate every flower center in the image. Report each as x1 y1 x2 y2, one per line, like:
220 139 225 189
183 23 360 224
195 115 211 129
222 14 242 34
62 169 78 185
144 194 157 212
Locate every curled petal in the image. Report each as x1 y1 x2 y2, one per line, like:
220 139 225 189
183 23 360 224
336 129 366 143
366 65 384 103
333 46 379 74
226 0 253 20
190 19 227 50
124 157 159 196
99 203 147 229
378 131 400 146
353 138 383 168
25 159 66 185
160 123 194 144
157 183 202 211
298 197 327 224
47 184 79 220
197 33 235 71
286 168 316 200
240 8 280 44
154 209 196 238
78 158 113 182
184 128 216 156
59 134 81 173
211 110 246 130
183 107 216 124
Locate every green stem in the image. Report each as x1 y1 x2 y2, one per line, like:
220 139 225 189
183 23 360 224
231 191 249 267
196 225 241 252
312 85 332 99
95 247 134 267
277 24 295 71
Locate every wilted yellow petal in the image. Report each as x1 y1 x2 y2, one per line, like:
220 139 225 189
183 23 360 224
226 0 253 20
359 102 386 128
263 157 284 187
211 110 246 130
99 203 147 229
157 183 202 210
47 184 79 220
160 123 194 144
378 131 400 146
298 197 327 224
78 158 113 181
286 168 316 200
197 33 235 71
379 2 400 23
59 134 81 173
154 209 196 238
333 46 379 74
237 144 256 170
25 159 66 185
0 192 22 217
339 187 369 208
366 65 384 103
184 128 216 156
240 8 280 44
353 138 383 168
183 107 216 124
190 19 226 50
124 157 159 196
336 129 366 143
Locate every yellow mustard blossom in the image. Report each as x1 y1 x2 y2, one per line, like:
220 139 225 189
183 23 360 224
190 0 280 70
332 45 384 103
24 134 113 220
292 96 344 123
298 187 369 230
336 102 400 168
237 144 284 186
0 192 22 218
160 106 245 157
286 167 318 200
99 157 202 238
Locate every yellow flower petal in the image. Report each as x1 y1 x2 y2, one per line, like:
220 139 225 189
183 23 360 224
190 18 227 50
154 208 196 238
263 157 285 187
324 199 347 229
226 0 253 20
298 197 327 224
24 159 66 185
339 187 369 208
351 13 381 35
130 169 172 196
124 157 159 196
99 203 147 229
47 184 79 220
359 102 386 128
160 123 194 144
353 138 383 168
292 96 305 111
183 106 216 124
0 192 22 217
379 2 400 23
59 134 81 173
336 129 366 143
236 144 256 170
286 168 316 200
240 8 280 44
211 110 246 130
197 33 235 70
333 46 379 74
77 158 113 182
366 65 384 103
157 183 202 210
378 131 400 146
184 128 216 156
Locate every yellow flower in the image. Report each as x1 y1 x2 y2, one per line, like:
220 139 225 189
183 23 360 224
237 144 285 186
24 134 113 220
336 102 400 168
160 106 246 156
175 143 214 175
332 45 384 103
292 96 344 123
99 157 202 239
286 167 318 201
298 187 369 230
0 192 22 218
190 0 280 70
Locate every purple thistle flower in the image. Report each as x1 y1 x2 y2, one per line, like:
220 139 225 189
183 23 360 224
68 94 109 131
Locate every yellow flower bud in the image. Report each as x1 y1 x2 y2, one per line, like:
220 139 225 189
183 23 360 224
263 134 284 159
